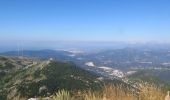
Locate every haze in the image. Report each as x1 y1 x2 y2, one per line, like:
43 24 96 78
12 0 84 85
0 0 170 51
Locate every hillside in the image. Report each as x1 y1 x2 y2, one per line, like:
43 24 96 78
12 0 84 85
127 70 170 90
0 56 125 100
0 56 169 100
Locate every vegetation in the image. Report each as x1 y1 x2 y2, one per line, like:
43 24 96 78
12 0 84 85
128 70 170 91
51 90 73 100
0 56 169 100
50 83 166 100
0 56 106 99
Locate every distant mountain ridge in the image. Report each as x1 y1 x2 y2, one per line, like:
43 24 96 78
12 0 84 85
2 48 170 69
0 49 72 59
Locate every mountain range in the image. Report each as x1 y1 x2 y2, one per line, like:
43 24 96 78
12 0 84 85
1 48 170 99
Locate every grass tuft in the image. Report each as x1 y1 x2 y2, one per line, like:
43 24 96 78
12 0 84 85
50 83 167 100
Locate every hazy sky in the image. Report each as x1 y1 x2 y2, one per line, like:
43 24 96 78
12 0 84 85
0 0 170 44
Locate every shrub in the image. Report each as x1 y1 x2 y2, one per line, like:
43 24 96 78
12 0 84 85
51 90 73 100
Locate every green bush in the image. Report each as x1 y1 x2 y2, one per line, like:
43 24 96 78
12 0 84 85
51 90 73 100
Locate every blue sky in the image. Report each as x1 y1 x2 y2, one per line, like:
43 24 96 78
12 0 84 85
0 0 170 46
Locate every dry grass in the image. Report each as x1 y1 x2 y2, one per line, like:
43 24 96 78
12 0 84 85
51 83 167 100
138 83 166 100
74 84 137 100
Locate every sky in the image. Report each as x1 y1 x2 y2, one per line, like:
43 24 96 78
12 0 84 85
0 0 170 50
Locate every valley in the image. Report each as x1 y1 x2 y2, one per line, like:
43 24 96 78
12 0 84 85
1 48 170 99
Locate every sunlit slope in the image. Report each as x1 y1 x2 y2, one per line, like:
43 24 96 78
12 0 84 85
0 56 122 100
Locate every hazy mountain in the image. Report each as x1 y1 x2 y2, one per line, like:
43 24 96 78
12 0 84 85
1 48 170 99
